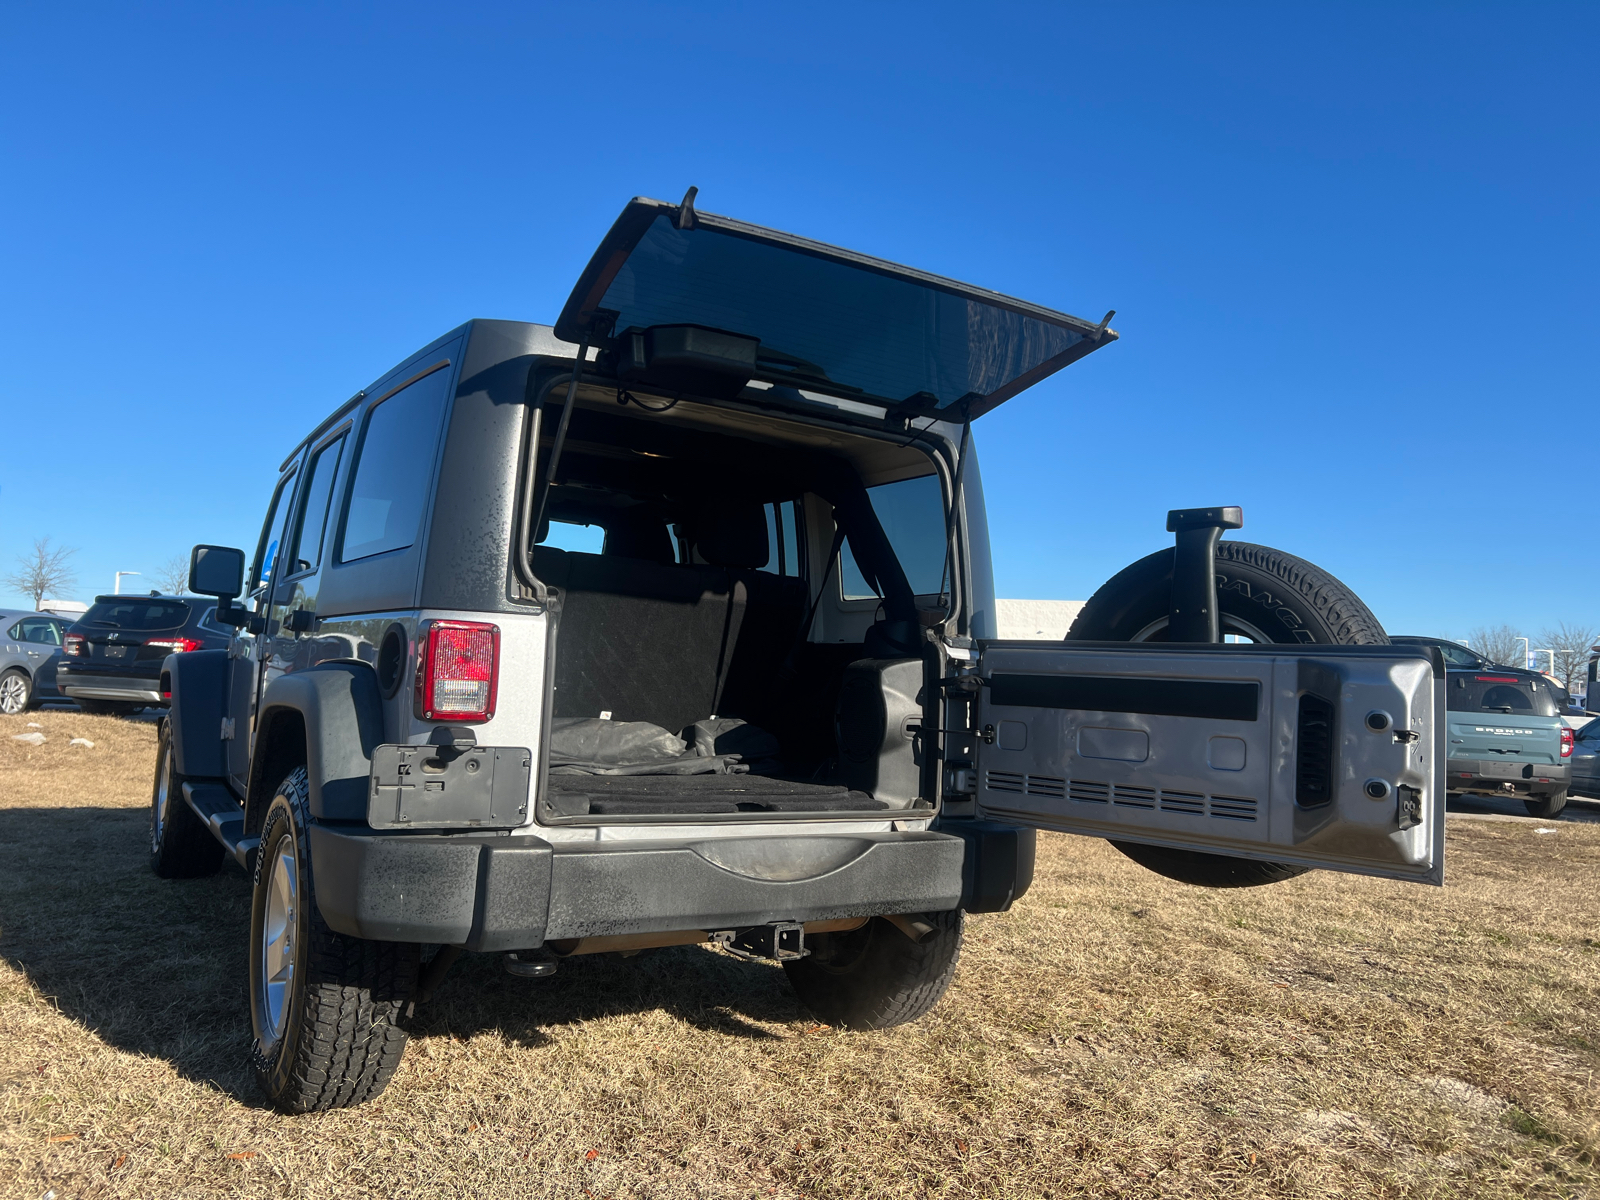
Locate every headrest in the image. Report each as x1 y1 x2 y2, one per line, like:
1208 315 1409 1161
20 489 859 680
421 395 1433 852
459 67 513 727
692 504 769 569
603 516 675 564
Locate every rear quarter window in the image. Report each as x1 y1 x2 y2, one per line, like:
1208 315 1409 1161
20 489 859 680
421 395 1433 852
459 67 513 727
1447 674 1559 718
841 474 946 600
79 599 192 633
339 366 453 563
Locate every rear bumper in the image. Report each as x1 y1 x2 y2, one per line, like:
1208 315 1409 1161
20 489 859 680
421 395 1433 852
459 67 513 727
307 822 1029 952
57 671 165 704
1448 760 1571 794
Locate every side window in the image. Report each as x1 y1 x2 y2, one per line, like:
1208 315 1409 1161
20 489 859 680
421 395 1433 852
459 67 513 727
840 475 947 600
339 367 453 563
760 500 803 577
251 468 299 591
18 618 63 646
542 521 605 554
286 434 346 575
5 621 21 641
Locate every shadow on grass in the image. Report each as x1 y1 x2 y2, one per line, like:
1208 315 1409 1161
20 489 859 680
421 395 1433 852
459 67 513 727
0 806 807 1104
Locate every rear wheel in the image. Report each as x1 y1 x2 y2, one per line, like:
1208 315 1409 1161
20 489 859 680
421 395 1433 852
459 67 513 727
149 720 225 878
0 668 33 714
1523 791 1568 820
1068 539 1388 888
783 911 963 1030
249 767 418 1112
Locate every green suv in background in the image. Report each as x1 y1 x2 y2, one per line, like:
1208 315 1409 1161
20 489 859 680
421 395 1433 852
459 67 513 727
1447 669 1573 818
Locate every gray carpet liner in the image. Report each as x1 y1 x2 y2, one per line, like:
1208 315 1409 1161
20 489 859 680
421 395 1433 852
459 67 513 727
546 773 887 816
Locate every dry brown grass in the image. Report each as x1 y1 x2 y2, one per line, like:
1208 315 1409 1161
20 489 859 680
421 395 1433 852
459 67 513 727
2 707 1597 1200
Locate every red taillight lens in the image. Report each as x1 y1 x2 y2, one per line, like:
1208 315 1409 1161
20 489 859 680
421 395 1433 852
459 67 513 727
64 633 87 657
147 637 203 654
414 620 499 723
1561 727 1573 758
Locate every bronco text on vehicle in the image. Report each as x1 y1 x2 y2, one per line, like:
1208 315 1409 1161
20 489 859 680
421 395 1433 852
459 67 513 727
155 191 1447 1112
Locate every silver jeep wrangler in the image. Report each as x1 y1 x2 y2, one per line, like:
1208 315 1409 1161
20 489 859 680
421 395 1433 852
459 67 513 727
155 191 1446 1112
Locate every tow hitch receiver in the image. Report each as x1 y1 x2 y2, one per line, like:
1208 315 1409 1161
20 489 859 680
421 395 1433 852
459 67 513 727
711 923 809 961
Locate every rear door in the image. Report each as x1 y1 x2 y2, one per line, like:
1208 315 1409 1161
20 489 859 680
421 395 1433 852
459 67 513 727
970 642 1445 884
556 196 1116 422
1571 720 1600 796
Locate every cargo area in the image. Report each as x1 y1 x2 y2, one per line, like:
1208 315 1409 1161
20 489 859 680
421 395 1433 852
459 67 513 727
525 384 945 820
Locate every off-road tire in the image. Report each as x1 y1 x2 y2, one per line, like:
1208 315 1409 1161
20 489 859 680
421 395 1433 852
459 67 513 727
78 699 144 716
1068 539 1389 889
0 668 35 714
249 767 418 1113
149 720 225 878
1523 791 1568 820
783 911 963 1030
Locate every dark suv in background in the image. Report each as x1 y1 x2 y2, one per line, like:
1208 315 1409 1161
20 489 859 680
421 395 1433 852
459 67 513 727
58 594 231 714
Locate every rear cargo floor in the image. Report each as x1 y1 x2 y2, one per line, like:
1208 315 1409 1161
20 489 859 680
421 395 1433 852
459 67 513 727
545 774 887 816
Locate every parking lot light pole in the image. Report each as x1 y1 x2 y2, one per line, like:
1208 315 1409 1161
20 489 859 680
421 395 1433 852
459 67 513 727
1514 636 1530 669
113 571 140 595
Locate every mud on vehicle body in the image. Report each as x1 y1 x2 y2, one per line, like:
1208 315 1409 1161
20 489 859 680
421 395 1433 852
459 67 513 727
155 191 1449 1111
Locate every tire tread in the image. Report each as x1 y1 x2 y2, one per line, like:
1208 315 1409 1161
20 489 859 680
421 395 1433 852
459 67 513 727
251 769 415 1113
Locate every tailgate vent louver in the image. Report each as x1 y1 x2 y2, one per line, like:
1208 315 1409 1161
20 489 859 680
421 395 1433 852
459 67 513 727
1296 693 1335 807
985 770 1025 793
1208 794 1259 821
1159 790 1206 815
1112 784 1157 809
1025 774 1066 799
1068 778 1110 804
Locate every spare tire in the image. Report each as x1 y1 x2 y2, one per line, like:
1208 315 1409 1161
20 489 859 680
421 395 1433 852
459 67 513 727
1067 539 1388 888
1068 540 1389 646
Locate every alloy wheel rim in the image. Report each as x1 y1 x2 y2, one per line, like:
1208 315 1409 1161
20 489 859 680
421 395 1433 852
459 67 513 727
0 675 25 714
151 745 170 851
1127 614 1277 644
259 839 298 1041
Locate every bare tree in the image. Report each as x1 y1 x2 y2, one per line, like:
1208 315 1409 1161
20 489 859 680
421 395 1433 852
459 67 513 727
153 554 191 595
1540 621 1599 694
1468 624 1525 668
3 537 79 609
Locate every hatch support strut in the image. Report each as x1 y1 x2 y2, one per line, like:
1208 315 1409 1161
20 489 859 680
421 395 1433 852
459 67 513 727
1166 506 1243 643
530 325 595 540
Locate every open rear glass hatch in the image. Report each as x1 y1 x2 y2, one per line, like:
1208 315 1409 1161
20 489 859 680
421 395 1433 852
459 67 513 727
556 192 1118 420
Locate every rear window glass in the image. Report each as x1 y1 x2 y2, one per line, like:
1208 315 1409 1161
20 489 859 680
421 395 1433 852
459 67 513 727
591 213 1088 413
1447 674 1558 718
80 599 191 632
841 475 947 600
340 366 452 563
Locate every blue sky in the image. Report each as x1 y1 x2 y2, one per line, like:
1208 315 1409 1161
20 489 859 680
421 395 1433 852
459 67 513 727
1 3 1594 640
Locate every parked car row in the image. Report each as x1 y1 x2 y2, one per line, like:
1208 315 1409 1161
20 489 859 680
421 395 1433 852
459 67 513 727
0 595 231 714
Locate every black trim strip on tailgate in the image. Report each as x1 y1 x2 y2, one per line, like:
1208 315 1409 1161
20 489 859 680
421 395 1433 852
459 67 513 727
988 674 1260 722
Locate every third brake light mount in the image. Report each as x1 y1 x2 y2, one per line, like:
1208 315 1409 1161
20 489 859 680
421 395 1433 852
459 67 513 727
1166 506 1244 643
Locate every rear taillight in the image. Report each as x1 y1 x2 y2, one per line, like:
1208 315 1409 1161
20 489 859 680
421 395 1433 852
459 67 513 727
147 637 203 654
1561 727 1574 758
64 633 87 657
414 620 499 723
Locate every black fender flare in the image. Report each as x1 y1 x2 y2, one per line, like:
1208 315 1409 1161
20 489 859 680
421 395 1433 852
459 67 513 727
162 649 229 778
249 662 385 826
